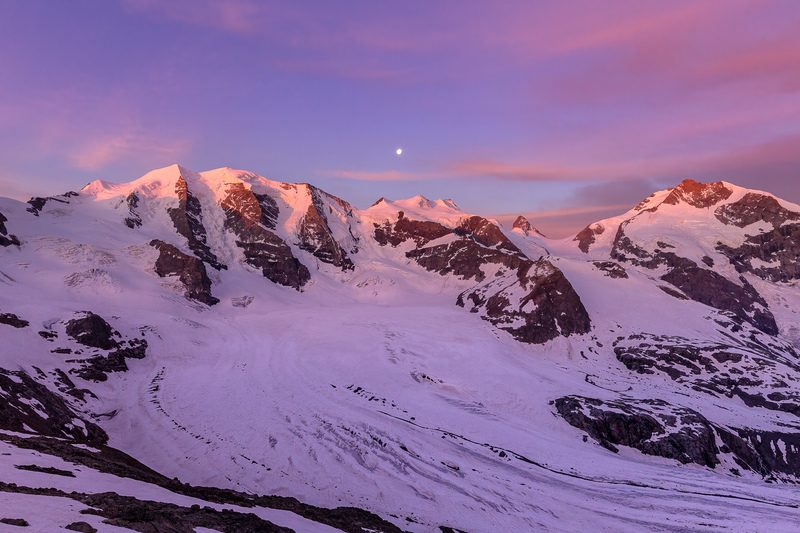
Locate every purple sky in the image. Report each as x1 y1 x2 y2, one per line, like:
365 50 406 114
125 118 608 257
2 1 800 237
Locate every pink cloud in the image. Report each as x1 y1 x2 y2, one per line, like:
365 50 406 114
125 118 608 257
69 134 190 172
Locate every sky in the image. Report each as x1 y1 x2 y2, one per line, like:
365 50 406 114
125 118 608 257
1 1 800 237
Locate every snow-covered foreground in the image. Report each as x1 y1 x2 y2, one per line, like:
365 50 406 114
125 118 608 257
90 294 797 532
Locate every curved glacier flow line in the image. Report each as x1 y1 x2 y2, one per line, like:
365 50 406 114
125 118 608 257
377 410 800 510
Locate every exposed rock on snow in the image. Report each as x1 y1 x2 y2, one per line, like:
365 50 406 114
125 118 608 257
221 183 311 289
149 239 219 305
0 312 29 328
592 261 628 279
0 368 107 442
167 174 225 271
573 224 604 253
0 210 20 247
512 215 541 237
296 184 355 271
25 191 79 217
65 312 120 350
556 395 800 478
373 211 453 247
613 332 800 416
717 223 800 282
555 395 720 467
659 179 733 209
458 258 591 344
123 192 142 229
611 223 779 334
715 192 800 228
454 215 521 253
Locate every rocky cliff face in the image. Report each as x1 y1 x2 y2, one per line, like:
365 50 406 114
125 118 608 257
150 239 219 305
372 210 591 344
295 185 355 271
167 175 225 271
221 183 310 290
458 258 591 344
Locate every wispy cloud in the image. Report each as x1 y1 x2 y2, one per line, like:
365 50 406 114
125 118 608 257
69 134 190 172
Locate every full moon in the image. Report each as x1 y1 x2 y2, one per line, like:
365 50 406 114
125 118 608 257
396 148 402 155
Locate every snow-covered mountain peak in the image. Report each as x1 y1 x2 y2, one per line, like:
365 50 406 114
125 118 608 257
80 164 199 201
365 194 463 227
512 215 545 237
633 179 738 214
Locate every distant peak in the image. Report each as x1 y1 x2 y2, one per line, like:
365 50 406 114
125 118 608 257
408 194 432 208
370 197 386 208
511 215 545 237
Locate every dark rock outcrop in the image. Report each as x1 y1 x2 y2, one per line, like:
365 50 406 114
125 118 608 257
0 518 29 526
718 428 800 477
123 192 142 229
65 312 119 350
386 212 590 344
408 239 526 282
556 395 800 478
0 368 107 442
221 184 311 289
25 192 78 216
612 333 800 416
715 192 800 228
167 175 225 270
79 492 293 533
593 261 628 279
0 432 407 533
0 312 29 328
574 224 604 254
62 312 149 381
454 215 520 253
373 211 453 247
0 210 20 246
717 223 800 283
253 192 279 230
512 215 537 236
65 522 97 533
149 239 219 305
661 265 777 334
296 184 355 270
611 222 778 335
458 259 591 344
66 338 148 382
555 396 720 467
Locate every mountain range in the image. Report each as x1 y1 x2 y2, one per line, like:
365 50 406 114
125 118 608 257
1 164 800 532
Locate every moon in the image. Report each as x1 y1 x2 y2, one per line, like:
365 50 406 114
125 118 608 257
396 148 403 155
